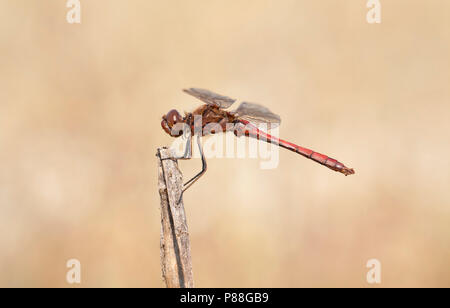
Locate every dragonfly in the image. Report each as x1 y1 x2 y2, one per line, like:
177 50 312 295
161 88 355 199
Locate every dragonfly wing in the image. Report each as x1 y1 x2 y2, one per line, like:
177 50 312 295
233 102 281 128
183 88 236 108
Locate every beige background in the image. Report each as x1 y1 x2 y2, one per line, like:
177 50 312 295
0 0 449 287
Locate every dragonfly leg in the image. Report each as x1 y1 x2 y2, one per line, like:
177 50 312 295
177 135 193 160
161 134 192 162
177 134 207 203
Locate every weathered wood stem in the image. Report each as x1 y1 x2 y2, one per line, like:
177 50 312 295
157 147 194 288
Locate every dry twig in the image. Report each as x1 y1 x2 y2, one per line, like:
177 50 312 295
157 147 194 288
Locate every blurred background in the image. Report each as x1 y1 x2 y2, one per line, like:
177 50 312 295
0 0 449 287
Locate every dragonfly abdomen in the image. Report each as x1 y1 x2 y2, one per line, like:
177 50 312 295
235 122 355 176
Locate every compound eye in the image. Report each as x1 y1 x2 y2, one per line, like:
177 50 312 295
166 109 182 126
161 119 171 135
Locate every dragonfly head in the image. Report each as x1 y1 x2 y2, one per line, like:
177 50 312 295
161 109 184 137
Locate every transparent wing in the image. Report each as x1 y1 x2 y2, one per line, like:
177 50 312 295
233 102 281 128
183 88 236 108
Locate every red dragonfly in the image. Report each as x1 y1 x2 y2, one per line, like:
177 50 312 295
161 88 355 197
